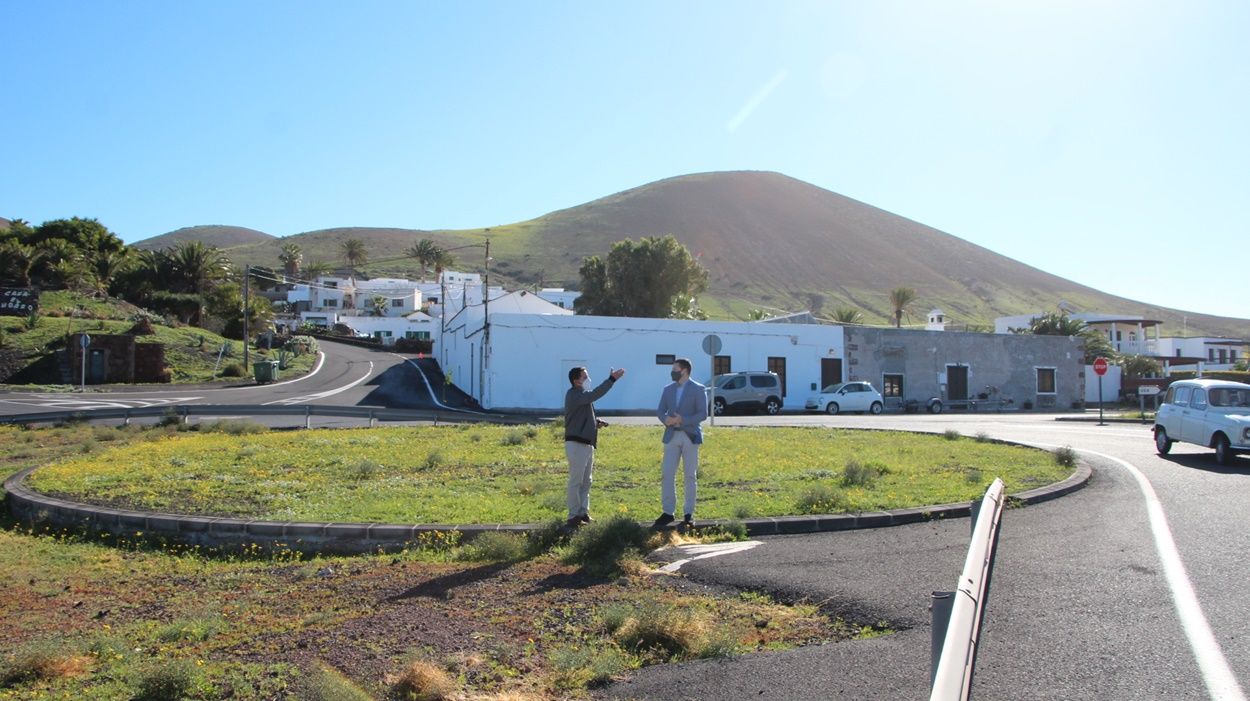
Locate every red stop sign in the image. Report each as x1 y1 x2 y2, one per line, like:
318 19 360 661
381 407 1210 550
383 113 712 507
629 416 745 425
1093 357 1109 376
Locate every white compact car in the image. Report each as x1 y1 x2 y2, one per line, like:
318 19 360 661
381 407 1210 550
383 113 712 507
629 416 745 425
806 381 884 415
1153 378 1250 465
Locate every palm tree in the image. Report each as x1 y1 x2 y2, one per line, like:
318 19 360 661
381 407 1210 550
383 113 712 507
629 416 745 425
888 287 917 328
278 243 303 279
303 260 334 280
168 241 233 325
91 249 132 296
0 241 42 287
432 249 456 278
368 294 388 317
340 238 367 272
831 307 863 324
406 239 443 278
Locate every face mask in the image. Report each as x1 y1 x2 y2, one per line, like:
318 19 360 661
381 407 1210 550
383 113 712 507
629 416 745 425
671 370 683 382
583 376 592 386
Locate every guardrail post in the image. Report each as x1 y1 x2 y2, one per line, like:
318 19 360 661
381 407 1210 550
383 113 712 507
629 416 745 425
123 409 131 426
180 405 189 425
931 591 954 686
305 405 311 430
369 409 375 428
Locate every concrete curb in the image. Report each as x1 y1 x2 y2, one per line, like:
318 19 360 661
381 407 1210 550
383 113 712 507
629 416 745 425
3 460 1093 554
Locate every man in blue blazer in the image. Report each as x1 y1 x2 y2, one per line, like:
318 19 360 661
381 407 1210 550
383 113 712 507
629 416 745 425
654 357 708 528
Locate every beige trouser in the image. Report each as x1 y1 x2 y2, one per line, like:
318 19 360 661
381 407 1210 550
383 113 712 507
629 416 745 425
565 441 595 518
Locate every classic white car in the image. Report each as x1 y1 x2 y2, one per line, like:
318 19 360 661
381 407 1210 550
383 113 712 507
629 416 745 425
805 381 884 415
1154 378 1250 465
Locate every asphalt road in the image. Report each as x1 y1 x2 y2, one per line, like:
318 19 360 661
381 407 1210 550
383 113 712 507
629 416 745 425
3 347 1247 699
602 413 1249 701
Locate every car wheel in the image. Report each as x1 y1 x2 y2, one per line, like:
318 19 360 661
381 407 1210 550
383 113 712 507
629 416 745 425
764 397 782 415
825 402 840 415
1154 428 1172 455
928 400 943 414
1214 434 1233 465
713 398 726 416
870 401 883 415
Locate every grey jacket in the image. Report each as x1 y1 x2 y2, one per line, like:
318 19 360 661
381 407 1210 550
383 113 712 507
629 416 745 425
564 377 618 447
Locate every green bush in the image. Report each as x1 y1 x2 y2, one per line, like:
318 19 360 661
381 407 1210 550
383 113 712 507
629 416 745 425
563 515 652 576
220 361 246 378
303 663 374 701
602 597 712 658
199 419 268 435
1054 446 1078 468
455 531 528 562
796 484 845 514
549 645 634 690
840 459 883 488
134 659 198 701
943 429 962 441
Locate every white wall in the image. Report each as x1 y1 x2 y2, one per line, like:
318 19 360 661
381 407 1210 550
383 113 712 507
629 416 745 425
472 314 844 412
1085 364 1122 405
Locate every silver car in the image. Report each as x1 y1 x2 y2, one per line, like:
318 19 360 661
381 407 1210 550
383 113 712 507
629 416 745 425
1154 378 1250 464
712 371 784 415
806 381 884 415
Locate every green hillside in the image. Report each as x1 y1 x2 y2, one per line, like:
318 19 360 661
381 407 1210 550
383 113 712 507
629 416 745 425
165 171 1245 338
132 225 275 251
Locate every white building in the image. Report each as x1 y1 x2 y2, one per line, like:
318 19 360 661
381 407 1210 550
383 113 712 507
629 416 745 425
439 306 844 412
537 288 581 310
994 312 1163 356
1155 336 1245 372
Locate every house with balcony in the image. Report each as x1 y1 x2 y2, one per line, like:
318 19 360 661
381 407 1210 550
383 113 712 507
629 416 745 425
1155 336 1246 372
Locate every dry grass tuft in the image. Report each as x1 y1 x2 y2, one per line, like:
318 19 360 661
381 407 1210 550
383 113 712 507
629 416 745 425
392 660 455 701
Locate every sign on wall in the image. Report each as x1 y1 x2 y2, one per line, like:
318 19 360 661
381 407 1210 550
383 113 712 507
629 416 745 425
0 287 38 317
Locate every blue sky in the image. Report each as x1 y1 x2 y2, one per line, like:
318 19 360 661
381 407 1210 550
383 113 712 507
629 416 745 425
3 1 1247 320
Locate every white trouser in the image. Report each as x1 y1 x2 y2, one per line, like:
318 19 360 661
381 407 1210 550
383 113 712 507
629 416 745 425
661 431 699 517
565 441 595 518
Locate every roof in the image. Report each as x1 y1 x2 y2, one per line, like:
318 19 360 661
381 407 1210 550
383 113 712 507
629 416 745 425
1169 378 1250 389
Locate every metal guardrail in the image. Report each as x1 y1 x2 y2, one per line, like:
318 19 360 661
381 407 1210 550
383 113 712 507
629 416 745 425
0 404 538 427
930 477 1006 701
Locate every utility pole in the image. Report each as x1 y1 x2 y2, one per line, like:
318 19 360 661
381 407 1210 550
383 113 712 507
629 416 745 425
481 239 490 406
243 264 250 367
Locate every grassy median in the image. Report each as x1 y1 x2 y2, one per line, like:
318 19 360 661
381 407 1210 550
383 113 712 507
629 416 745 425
26 423 1069 523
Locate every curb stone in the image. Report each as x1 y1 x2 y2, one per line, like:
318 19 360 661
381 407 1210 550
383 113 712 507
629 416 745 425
3 460 1093 555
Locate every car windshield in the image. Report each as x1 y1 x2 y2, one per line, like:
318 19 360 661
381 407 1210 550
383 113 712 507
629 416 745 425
1209 388 1250 407
821 383 848 393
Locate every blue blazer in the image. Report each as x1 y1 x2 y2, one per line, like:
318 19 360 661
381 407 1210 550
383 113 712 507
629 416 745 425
657 380 708 444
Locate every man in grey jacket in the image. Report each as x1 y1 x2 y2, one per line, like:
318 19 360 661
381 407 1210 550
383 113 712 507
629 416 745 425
654 357 707 528
564 365 626 527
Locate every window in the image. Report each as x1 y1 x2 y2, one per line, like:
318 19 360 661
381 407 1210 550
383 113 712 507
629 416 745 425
1191 389 1208 410
1174 386 1192 407
750 374 777 388
767 357 787 396
1176 349 1183 358
713 355 732 376
1209 349 1216 361
655 354 675 365
1036 367 1056 394
1116 331 1122 341
405 331 431 340
1219 349 1227 363
323 299 338 308
883 374 903 398
725 376 746 390
391 299 404 307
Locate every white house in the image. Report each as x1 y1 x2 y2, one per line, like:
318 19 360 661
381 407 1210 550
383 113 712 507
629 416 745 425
994 311 1164 356
1155 336 1245 372
537 288 581 310
439 307 845 412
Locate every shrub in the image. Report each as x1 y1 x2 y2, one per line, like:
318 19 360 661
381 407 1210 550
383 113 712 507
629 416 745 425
500 430 527 446
604 597 711 658
549 645 634 690
303 663 374 701
284 335 319 356
134 659 198 701
840 459 882 488
943 429 962 441
455 531 528 562
974 432 992 443
964 468 984 485
796 484 845 514
155 616 221 643
1054 445 1078 468
220 361 246 378
392 660 454 701
423 450 444 470
563 515 653 576
732 504 754 519
200 419 267 435
350 459 381 481
526 518 570 557
0 640 91 686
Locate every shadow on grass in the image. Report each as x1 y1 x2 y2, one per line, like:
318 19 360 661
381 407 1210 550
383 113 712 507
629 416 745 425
388 562 512 601
526 570 604 594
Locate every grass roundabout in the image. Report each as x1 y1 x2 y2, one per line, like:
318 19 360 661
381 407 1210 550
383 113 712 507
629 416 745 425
27 422 1072 524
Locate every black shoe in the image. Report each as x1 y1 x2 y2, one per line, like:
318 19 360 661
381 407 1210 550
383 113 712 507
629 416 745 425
578 513 593 524
653 513 675 528
683 514 695 528
566 517 583 529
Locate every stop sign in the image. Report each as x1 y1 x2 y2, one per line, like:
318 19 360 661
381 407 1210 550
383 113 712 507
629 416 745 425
1093 357 1109 376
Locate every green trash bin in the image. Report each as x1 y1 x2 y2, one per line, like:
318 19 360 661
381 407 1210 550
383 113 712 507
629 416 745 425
253 360 279 384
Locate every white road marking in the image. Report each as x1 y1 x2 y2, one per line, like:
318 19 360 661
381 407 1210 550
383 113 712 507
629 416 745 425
0 396 202 410
1078 447 1247 701
262 361 374 405
399 356 487 415
657 540 763 573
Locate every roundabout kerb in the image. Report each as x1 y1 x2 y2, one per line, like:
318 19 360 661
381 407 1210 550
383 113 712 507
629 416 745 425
2 408 1094 555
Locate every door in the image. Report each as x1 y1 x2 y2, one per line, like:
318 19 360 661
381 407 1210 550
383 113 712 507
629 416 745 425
1181 388 1209 444
767 357 787 397
821 358 843 391
947 365 969 401
88 349 107 384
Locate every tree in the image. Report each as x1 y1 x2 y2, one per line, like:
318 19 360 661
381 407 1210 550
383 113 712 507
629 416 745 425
205 282 275 340
167 241 233 325
406 239 446 277
831 307 863 325
92 249 133 296
278 243 303 278
0 241 42 287
303 260 334 279
573 235 708 318
368 294 388 317
340 238 367 272
1121 354 1160 378
747 309 769 321
1018 311 1114 364
888 287 917 328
